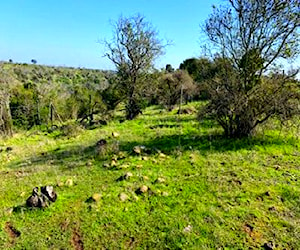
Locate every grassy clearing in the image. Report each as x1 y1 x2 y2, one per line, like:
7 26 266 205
0 103 299 249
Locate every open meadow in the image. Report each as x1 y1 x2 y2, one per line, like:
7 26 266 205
0 103 299 249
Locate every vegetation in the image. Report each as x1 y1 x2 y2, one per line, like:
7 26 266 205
105 14 166 120
0 1 299 248
0 102 299 249
200 0 300 138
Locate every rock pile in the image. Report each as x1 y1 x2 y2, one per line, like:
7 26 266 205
26 186 57 208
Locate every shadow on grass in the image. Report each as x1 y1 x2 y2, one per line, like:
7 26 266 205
7 128 298 170
119 133 298 154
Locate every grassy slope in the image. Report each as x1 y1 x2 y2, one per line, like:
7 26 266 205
0 104 299 249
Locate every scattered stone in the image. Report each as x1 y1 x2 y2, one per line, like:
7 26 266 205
136 164 143 169
86 161 93 167
112 132 120 138
26 186 56 208
142 156 148 161
155 177 166 184
159 153 166 158
66 179 74 187
6 147 13 152
6 207 14 215
116 172 133 181
103 163 110 168
96 139 107 146
161 192 169 197
133 146 142 154
118 151 126 159
183 225 193 233
135 185 148 195
111 159 118 167
92 193 101 202
119 193 129 202
263 242 275 250
142 176 149 181
264 191 271 197
41 186 57 202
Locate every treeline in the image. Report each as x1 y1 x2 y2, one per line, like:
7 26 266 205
0 61 203 135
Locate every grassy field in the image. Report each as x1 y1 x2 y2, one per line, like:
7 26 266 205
0 103 299 249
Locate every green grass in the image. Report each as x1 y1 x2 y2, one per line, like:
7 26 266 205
0 103 299 249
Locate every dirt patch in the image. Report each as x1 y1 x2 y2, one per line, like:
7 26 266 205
4 222 21 245
71 228 84 250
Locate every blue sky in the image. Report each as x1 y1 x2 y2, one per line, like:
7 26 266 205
0 0 221 70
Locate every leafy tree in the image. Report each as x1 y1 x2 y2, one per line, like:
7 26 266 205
199 0 300 138
105 14 166 120
158 70 196 109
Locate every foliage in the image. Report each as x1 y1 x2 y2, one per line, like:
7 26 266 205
158 70 196 109
200 0 300 138
105 14 165 120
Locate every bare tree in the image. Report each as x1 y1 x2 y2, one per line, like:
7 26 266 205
105 14 166 120
200 0 300 137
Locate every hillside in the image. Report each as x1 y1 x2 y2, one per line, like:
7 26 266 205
0 103 299 249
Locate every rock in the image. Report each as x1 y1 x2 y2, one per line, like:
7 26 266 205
112 132 120 138
155 177 166 184
162 192 169 197
65 179 73 187
26 187 49 208
6 147 13 152
142 176 149 181
133 146 142 154
263 242 275 250
183 225 193 233
159 153 166 158
86 161 93 167
57 181 64 187
117 151 126 159
116 172 133 181
26 187 40 208
142 156 148 161
136 164 143 169
96 139 107 146
103 163 110 168
91 193 101 202
119 193 129 202
111 159 117 167
41 186 57 202
135 185 148 195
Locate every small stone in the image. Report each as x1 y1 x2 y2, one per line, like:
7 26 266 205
183 225 193 233
6 208 13 215
118 151 126 159
92 193 101 202
159 153 166 158
124 172 133 180
133 146 142 154
142 156 148 161
162 192 169 197
263 242 274 250
57 181 64 187
112 132 120 138
142 176 149 181
86 161 93 167
119 193 129 202
135 185 148 195
155 177 166 184
96 139 107 146
111 159 117 167
65 179 73 187
103 163 110 168
136 164 143 169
